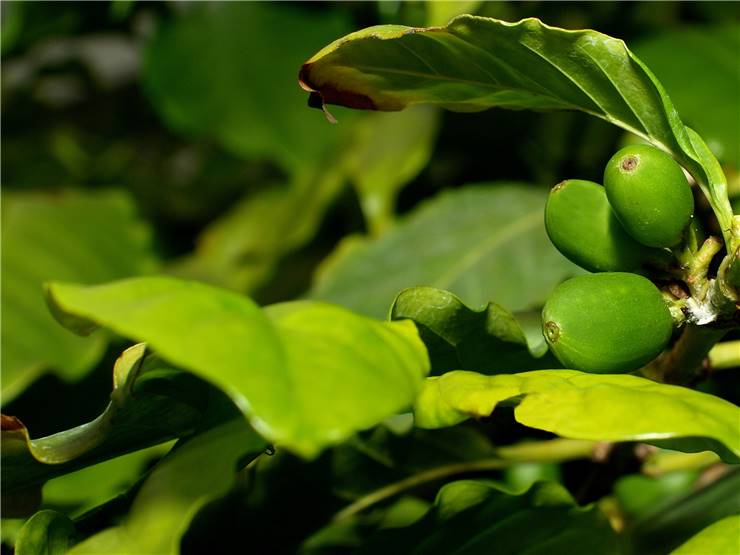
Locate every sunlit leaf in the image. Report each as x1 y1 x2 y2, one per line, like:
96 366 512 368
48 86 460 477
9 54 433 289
670 514 740 555
2 344 213 495
414 370 740 463
299 15 735 250
46 277 430 458
311 184 580 319
1 190 157 400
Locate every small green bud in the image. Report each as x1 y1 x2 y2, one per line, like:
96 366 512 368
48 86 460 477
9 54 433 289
545 179 664 272
542 273 673 373
604 144 694 248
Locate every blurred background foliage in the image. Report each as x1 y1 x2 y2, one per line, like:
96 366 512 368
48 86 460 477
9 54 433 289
2 2 739 553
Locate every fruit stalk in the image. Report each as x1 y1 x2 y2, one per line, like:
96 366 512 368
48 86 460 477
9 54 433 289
642 324 728 385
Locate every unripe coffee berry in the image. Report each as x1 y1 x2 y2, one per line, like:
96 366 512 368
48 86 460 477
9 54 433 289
542 272 673 373
604 144 694 248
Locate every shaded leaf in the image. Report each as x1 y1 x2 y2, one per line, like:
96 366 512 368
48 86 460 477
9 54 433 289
630 468 740 555
68 419 266 555
2 344 214 494
1 190 157 401
634 24 740 167
414 370 740 463
670 514 740 555
15 510 74 555
391 286 560 375
311 184 580 319
299 15 734 249
46 277 430 457
343 105 441 234
169 165 345 292
614 471 698 520
144 2 351 172
362 480 621 554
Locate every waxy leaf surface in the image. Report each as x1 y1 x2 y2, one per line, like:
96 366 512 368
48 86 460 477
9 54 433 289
312 184 580 319
300 15 734 249
414 370 740 463
46 277 430 457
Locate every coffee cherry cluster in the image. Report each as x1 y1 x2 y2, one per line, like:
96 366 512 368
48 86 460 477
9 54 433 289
542 144 694 373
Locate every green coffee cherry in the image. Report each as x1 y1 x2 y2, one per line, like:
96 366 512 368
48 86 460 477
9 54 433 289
604 144 694 248
545 179 663 272
542 273 673 373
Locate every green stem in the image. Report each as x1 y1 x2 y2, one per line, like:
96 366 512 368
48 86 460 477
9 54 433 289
643 325 728 385
708 340 740 370
331 439 595 522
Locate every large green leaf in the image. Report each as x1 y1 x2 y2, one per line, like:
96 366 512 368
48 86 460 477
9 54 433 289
311 184 580 319
670 514 740 555
362 480 621 554
634 24 740 167
143 2 351 173
1 190 157 401
67 419 266 555
45 277 430 458
414 370 740 463
391 286 560 374
2 344 215 495
299 15 734 250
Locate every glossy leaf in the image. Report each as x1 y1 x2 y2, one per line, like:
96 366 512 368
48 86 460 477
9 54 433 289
68 419 266 555
1 190 157 401
46 277 430 458
299 15 734 250
634 24 740 167
391 286 560 374
143 3 351 173
2 344 213 494
362 480 621 554
414 370 740 463
670 515 740 555
311 184 580 319
15 510 75 555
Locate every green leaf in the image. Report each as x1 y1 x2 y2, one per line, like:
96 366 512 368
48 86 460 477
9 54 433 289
343 105 440 234
630 468 740 555
67 419 266 555
391 286 560 374
311 184 580 319
143 2 351 173
362 480 621 554
633 24 740 167
15 510 75 555
169 164 345 293
414 370 740 463
670 515 740 555
1 190 157 401
45 277 430 458
299 15 734 250
614 471 698 520
2 344 213 494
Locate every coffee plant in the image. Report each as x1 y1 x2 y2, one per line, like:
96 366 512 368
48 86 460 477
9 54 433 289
2 3 738 554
